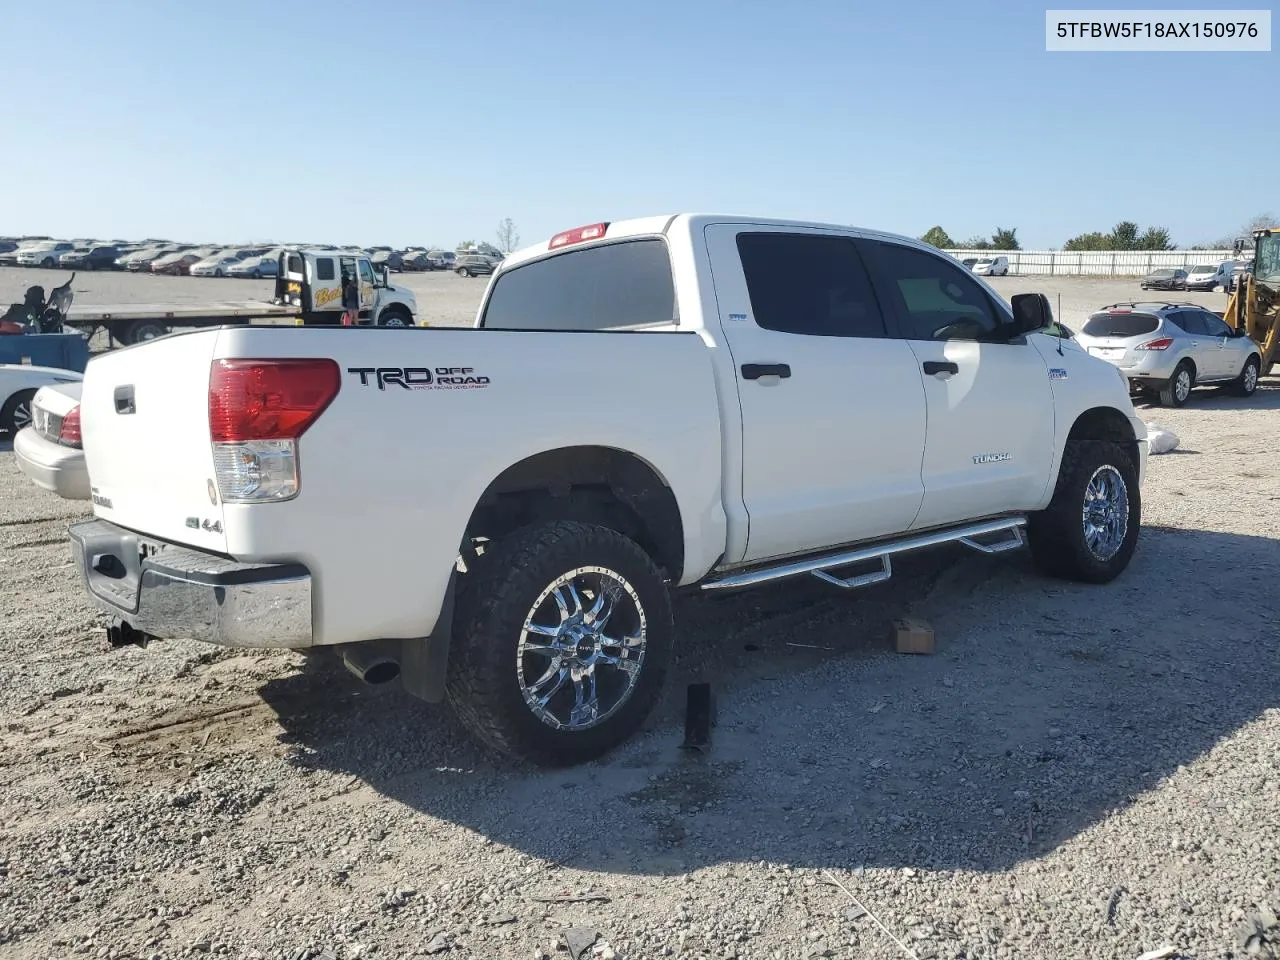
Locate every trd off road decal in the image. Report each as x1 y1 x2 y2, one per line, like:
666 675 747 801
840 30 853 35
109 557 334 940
346 366 491 391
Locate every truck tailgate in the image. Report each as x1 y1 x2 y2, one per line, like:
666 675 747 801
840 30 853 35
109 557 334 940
80 331 227 553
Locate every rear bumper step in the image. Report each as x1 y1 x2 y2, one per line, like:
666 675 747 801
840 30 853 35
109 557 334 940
702 516 1028 592
69 518 313 648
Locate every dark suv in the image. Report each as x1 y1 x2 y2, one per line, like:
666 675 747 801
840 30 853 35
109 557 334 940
455 253 500 278
60 245 122 270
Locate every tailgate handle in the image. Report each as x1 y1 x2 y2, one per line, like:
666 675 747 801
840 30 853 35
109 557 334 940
113 385 135 415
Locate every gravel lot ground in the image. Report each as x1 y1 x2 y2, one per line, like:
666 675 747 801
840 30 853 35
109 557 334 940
1 268 1277 960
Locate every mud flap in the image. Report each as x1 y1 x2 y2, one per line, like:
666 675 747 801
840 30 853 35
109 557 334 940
398 571 457 704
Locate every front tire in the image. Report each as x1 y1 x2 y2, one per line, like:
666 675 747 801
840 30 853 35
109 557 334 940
1027 439 1140 585
447 520 674 767
1159 361 1194 407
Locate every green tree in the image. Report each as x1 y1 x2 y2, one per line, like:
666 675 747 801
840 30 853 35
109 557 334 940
1063 231 1112 251
920 226 953 248
991 227 1020 250
1110 221 1140 249
1137 226 1174 251
962 235 992 250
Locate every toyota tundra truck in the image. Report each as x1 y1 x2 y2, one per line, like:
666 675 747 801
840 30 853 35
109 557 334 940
67 214 1148 766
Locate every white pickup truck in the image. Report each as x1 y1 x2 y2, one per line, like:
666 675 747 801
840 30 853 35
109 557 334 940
67 214 1148 766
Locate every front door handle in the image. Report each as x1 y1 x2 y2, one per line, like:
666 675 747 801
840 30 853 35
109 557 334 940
922 361 959 377
741 363 791 380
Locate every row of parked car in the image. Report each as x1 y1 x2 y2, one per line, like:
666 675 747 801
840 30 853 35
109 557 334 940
1139 259 1253 293
0 238 508 279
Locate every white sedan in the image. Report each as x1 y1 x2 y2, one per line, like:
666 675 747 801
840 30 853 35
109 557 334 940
189 254 244 277
227 255 279 279
14 381 89 499
2 363 83 436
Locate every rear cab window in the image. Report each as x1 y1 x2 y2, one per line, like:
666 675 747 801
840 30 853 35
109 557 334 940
480 238 676 330
1081 312 1160 337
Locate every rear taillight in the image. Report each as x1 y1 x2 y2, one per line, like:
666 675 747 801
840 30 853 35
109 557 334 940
1135 337 1174 351
58 405 82 448
208 358 340 502
548 222 609 250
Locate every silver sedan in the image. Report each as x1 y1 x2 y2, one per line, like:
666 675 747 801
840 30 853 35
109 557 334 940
1075 302 1263 407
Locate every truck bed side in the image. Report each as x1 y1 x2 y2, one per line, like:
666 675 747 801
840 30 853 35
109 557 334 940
208 325 728 645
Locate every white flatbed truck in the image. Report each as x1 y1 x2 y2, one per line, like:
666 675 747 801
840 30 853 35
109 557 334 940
64 249 421 346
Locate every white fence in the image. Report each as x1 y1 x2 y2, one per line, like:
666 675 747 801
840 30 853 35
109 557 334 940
944 248 1235 278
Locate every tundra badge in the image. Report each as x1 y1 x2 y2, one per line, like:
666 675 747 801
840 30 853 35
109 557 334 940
973 452 1011 465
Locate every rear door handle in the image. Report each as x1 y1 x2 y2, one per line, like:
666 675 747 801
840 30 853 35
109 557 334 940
922 361 959 377
741 363 791 380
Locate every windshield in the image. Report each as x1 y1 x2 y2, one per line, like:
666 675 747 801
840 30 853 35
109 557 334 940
1255 233 1280 282
1150 269 1174 277
1190 265 1214 273
976 258 993 265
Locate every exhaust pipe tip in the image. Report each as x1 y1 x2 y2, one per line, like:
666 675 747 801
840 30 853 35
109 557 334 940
360 660 401 685
340 643 402 685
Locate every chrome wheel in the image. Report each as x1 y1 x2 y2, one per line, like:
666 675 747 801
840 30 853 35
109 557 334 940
1174 368 1192 403
11 398 33 432
1082 465 1129 561
1243 361 1259 394
516 566 647 731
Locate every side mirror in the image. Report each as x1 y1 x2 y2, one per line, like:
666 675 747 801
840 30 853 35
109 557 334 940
379 266 389 287
1009 292 1052 336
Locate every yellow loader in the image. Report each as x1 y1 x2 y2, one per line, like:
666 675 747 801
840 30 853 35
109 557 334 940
1225 227 1280 378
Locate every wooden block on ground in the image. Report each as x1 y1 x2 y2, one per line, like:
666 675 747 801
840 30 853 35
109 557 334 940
892 617 935 655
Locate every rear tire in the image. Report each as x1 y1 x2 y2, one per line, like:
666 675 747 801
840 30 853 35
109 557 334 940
457 267 471 278
1 388 37 435
1158 361 1194 407
120 319 171 345
447 520 674 767
1027 438 1140 585
1233 355 1261 397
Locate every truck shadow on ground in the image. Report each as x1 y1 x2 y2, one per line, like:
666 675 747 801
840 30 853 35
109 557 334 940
258 523 1280 877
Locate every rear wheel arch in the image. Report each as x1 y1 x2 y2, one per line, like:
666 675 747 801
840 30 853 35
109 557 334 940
463 446 685 583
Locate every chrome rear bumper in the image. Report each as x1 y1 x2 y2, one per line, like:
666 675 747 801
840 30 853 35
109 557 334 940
69 519 313 648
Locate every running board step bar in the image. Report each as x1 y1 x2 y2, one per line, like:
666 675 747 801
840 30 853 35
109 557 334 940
701 517 1027 593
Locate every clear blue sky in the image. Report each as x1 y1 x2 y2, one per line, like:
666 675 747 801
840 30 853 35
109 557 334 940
5 0 1275 250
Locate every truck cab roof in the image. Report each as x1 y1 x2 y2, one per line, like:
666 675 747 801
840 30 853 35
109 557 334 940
498 213 935 273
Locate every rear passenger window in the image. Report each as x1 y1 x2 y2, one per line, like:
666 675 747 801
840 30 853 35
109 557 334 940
1171 310 1207 335
481 239 675 330
735 233 888 338
866 241 1003 342
315 257 335 281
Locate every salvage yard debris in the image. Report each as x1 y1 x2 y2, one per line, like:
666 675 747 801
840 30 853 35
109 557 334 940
893 617 935 655
1145 422 1181 454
